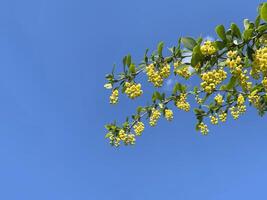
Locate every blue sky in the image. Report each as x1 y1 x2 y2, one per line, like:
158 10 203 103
0 0 266 199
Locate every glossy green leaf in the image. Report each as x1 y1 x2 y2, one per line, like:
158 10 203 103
191 45 203 67
260 3 267 22
181 37 197 50
215 25 226 41
231 23 242 38
226 76 237 90
243 28 253 41
157 41 164 57
126 54 131 67
129 64 136 73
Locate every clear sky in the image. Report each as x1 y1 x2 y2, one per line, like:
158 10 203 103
0 0 266 199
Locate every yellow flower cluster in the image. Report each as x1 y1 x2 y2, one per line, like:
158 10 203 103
210 115 218 125
124 82 143 99
146 63 170 87
253 47 267 73
230 105 246 119
110 89 119 104
174 62 191 79
226 50 252 91
160 64 171 78
219 112 227 122
107 133 120 147
237 94 245 106
176 93 190 112
124 134 136 145
133 121 145 136
239 71 252 91
248 90 260 108
200 41 217 56
214 94 224 105
164 109 174 121
118 129 127 141
226 50 243 73
200 69 227 93
149 108 161 126
198 122 209 135
107 129 136 147
230 106 240 119
173 61 181 68
230 94 246 120
262 77 267 90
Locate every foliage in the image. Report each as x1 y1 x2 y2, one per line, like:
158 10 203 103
104 3 267 147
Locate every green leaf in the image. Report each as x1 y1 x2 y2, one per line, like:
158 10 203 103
126 54 131 67
231 23 242 38
195 123 200 131
243 19 254 30
196 37 203 44
193 86 198 93
143 48 149 63
173 83 182 94
123 56 127 67
129 63 136 73
247 45 254 60
105 132 113 138
165 56 173 63
260 3 267 22
226 76 237 90
157 41 164 57
152 91 162 101
112 65 116 74
191 45 203 67
243 19 250 30
137 106 143 114
104 83 112 89
215 41 225 50
257 24 267 32
194 108 205 115
243 28 253 41
181 37 197 50
215 25 226 41
255 15 261 28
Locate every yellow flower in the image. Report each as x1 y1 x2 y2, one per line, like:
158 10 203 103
175 65 191 79
124 82 143 99
149 108 161 126
200 41 217 56
230 106 240 120
146 64 164 87
176 93 190 112
118 129 127 141
253 47 267 73
133 122 145 136
237 94 245 106
248 90 260 108
146 63 170 87
198 122 209 135
262 77 267 90
210 115 218 125
219 112 227 122
200 69 227 93
110 89 119 104
159 64 171 78
165 109 174 121
214 94 224 105
125 134 136 145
